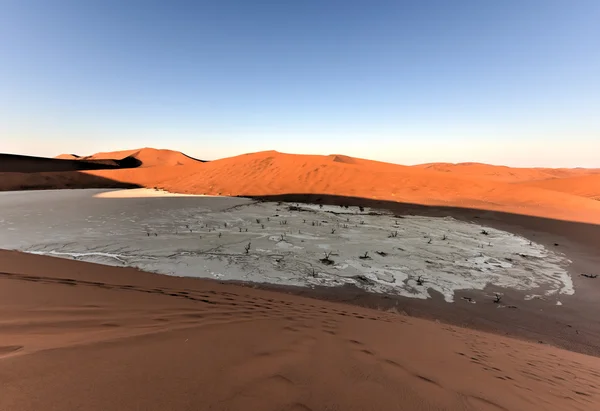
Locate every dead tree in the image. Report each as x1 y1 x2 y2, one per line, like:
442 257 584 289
359 251 371 260
320 251 334 265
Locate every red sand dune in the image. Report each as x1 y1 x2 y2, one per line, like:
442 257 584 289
2 250 600 411
414 162 600 183
4 148 600 223
55 153 82 160
519 174 600 200
82 150 600 224
56 147 204 168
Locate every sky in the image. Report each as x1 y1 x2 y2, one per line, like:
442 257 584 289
1 0 599 167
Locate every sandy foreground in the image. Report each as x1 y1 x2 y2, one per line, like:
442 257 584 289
1 250 600 411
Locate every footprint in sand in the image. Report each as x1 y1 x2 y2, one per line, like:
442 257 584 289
0 345 24 358
463 395 509 411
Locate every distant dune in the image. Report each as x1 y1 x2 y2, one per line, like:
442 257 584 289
519 174 600 200
413 162 600 183
55 154 82 160
3 149 600 223
55 147 205 168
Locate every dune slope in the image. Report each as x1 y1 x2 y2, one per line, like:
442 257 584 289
0 153 138 173
82 151 600 223
56 147 205 167
414 162 600 183
1 250 599 411
4 149 600 223
519 174 600 200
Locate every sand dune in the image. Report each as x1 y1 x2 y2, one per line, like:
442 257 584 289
0 153 139 173
1 249 599 411
0 148 200 190
55 153 82 160
519 174 600 200
80 150 600 224
3 149 600 223
56 147 205 167
414 162 600 183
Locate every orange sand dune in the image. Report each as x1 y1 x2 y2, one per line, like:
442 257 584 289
519 174 600 200
2 250 600 411
55 153 81 160
83 150 600 224
4 149 600 223
414 162 600 183
56 147 204 167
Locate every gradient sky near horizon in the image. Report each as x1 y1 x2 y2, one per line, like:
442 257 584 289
1 0 599 167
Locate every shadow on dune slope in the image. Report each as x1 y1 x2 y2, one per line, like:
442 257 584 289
0 153 145 191
0 171 142 191
0 153 142 173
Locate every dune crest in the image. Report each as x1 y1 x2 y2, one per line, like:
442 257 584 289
55 154 82 160
519 174 600 200
82 150 600 223
414 162 600 183
55 147 204 168
3 149 600 223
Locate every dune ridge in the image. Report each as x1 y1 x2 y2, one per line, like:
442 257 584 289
3 148 600 224
519 174 600 200
55 147 205 167
85 150 600 224
413 162 600 183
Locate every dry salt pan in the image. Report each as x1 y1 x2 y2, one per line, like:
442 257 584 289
0 188 574 303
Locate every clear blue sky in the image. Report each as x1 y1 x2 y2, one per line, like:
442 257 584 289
1 0 599 166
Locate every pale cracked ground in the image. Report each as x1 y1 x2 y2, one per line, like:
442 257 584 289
0 188 573 303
